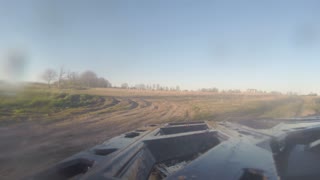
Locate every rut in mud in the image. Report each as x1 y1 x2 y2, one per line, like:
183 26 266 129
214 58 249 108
1 94 319 180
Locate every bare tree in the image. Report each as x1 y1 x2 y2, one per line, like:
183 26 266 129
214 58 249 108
66 70 79 88
121 83 129 89
97 77 111 88
135 84 146 90
57 66 66 88
80 70 98 87
42 69 57 88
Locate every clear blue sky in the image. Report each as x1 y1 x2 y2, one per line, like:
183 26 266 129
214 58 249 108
1 0 320 93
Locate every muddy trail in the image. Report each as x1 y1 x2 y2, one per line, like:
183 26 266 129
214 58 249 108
0 94 319 180
0 96 189 180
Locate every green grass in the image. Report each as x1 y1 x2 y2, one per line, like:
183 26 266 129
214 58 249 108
0 89 104 124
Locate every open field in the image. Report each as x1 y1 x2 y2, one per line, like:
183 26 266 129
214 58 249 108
1 86 320 179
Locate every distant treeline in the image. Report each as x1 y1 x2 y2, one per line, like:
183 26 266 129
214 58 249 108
41 67 182 91
42 67 111 89
118 83 180 91
40 67 311 96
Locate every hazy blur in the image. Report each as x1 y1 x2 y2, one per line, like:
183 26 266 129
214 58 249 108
3 1 320 180
0 0 320 93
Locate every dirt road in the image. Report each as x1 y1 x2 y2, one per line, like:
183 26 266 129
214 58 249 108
0 93 319 179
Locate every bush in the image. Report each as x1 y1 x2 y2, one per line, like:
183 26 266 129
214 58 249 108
55 93 67 99
28 98 50 107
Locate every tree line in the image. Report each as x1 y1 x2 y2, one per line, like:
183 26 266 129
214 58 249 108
41 68 286 95
42 68 281 95
42 67 181 91
120 83 180 91
42 67 111 89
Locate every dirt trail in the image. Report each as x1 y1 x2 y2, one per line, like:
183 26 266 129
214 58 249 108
0 96 188 180
0 94 319 179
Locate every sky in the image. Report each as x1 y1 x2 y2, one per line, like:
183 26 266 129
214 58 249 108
0 0 320 93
